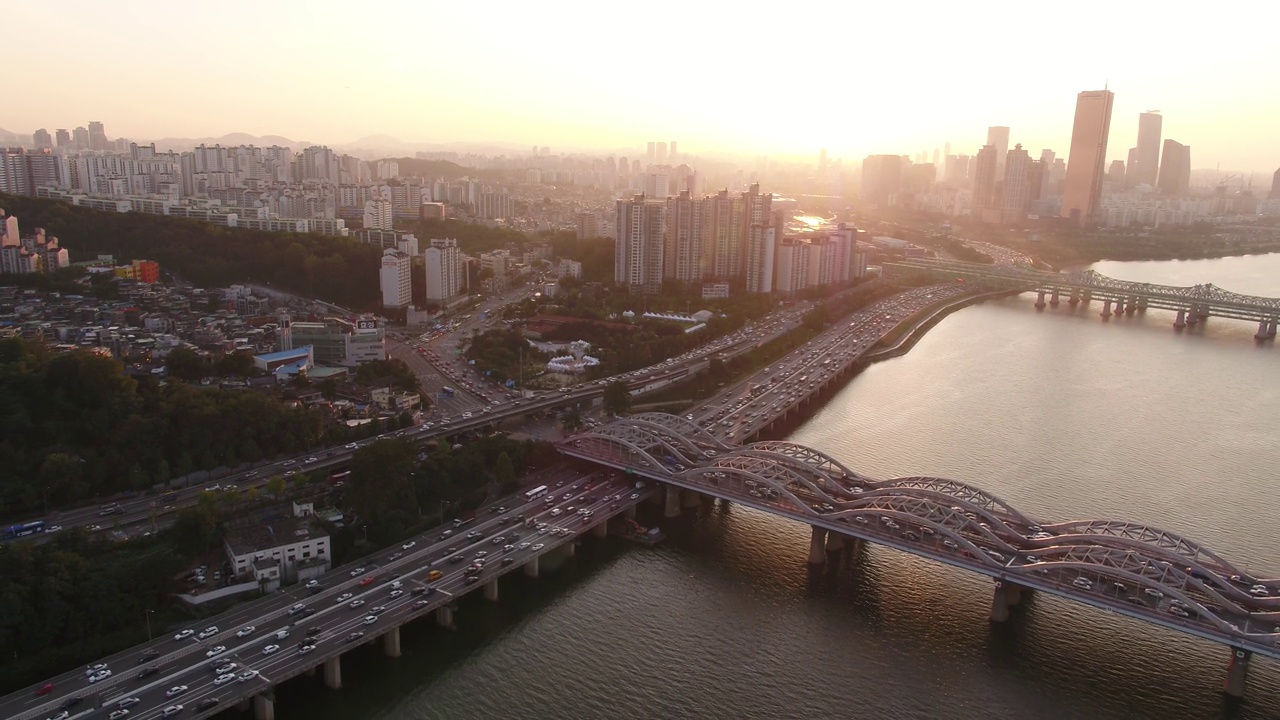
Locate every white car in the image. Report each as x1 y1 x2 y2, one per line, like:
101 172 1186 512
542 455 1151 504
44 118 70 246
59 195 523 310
205 646 226 657
389 590 404 599
161 706 184 718
349 599 365 609
215 662 238 674
298 644 316 654
173 629 194 641
363 615 378 625
88 669 112 683
165 685 189 698
237 669 260 682
402 541 416 550
214 673 236 686
117 698 141 709
336 592 353 603
350 567 366 577
236 625 256 637
197 626 219 640
262 644 280 655
306 579 321 589
532 543 545 551
86 663 109 676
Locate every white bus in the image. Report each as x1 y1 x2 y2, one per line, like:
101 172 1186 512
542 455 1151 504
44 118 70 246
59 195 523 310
524 485 549 502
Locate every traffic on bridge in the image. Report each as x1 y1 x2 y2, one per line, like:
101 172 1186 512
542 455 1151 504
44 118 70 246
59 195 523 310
559 412 1280 697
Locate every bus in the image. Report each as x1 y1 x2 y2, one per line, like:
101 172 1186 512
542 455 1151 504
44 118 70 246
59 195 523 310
4 521 45 539
523 485 549 502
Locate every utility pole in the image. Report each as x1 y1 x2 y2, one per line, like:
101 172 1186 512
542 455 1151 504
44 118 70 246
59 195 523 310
145 609 155 642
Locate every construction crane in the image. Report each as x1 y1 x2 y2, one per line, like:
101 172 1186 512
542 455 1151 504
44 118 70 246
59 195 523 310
1217 173 1239 193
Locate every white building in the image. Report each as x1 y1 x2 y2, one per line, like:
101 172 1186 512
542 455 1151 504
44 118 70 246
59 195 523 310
614 194 665 292
363 199 393 230
379 248 412 308
224 514 330 588
745 225 775 293
425 237 463 302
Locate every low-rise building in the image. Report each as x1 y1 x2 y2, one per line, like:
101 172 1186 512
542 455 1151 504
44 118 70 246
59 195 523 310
223 513 331 590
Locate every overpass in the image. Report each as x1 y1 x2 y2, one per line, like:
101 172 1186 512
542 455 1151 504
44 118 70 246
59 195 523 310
2 467 658 720
885 257 1280 338
557 412 1279 699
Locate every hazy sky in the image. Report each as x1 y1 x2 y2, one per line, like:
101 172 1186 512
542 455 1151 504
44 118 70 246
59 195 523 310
9 0 1280 172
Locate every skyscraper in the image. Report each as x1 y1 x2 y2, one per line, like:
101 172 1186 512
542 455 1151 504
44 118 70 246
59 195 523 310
656 142 667 164
1001 144 1031 224
72 127 89 149
745 225 775 294
1060 89 1114 226
1125 147 1140 188
87 121 108 151
1156 140 1190 196
669 141 677 158
1271 168 1280 200
987 126 1010 175
663 190 703 283
32 129 52 149
861 155 905 207
1134 111 1163 187
614 194 666 292
424 238 462 302
379 249 412 309
971 145 998 219
55 129 71 148
1107 160 1127 187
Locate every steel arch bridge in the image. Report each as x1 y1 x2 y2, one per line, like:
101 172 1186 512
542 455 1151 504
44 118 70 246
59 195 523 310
883 258 1280 322
558 413 1280 656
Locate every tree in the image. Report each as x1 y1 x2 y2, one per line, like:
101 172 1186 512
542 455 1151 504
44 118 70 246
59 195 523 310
215 350 254 377
164 346 204 381
265 475 286 500
347 440 419 545
603 380 631 416
494 452 517 495
318 378 338 401
562 410 583 433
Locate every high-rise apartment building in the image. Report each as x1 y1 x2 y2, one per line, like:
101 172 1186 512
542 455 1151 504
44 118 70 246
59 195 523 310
987 126 1010 175
971 145 998 218
363 199 393 230
424 238 463 303
701 189 735 279
55 129 71 148
1107 160 1127 187
575 211 599 240
1000 144 1031 224
1271 168 1280 200
861 155 905 206
614 194 666 293
1156 140 1191 196
1060 89 1114 226
656 142 668 164
745 225 775 294
32 129 52 149
379 248 412 308
663 190 703 283
669 141 677 158
1134 111 1163 188
88 121 108 151
72 127 89 149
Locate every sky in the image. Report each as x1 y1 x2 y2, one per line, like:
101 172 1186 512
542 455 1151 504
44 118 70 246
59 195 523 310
9 0 1280 173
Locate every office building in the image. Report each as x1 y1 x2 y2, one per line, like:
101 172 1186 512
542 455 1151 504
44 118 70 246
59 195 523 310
861 155 905 206
1134 111 1163 188
1156 140 1191 196
987 126 1010 175
424 237 463 303
1000 144 1031 224
664 190 703 283
32 129 52 150
55 129 71 148
88 121 108 151
379 249 412 308
1060 89 1114 226
971 145 998 219
1107 160 1127 187
614 194 666 292
1271 168 1280 200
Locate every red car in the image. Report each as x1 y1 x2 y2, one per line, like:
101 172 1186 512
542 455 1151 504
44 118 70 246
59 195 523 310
358 576 375 587
36 683 54 696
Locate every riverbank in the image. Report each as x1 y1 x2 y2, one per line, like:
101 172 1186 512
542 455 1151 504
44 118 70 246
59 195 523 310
865 290 1018 363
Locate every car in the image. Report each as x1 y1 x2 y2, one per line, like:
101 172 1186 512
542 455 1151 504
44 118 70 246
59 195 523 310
388 551 404 562
371 605 388 615
214 662 238 674
262 644 280 655
139 664 161 678
197 699 221 711
173 629 194 641
345 632 365 643
427 569 443 580
307 457 318 463
306 579 321 589
630 493 640 500
165 685 189 698
359 576 376 587
237 625 256 637
412 599 429 610
299 644 316 654
532 543 545 551
197 626 219 640
337 592 353 603
205 646 226 657
518 542 531 550
36 683 55 696
349 599 365 608
389 589 404 599
237 669 260 682
349 567 366 577
402 541 416 550
363 615 378 625
88 670 112 683
138 648 160 663
85 663 109 676
214 673 236 686
288 602 307 615
109 711 130 720
117 697 141 708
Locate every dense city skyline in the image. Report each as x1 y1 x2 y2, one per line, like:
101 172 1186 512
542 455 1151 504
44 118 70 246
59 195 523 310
8 0 1280 172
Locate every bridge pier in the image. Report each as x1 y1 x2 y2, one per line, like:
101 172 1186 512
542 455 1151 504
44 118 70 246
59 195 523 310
1225 648 1252 698
561 540 576 558
524 555 539 578
1135 296 1148 311
1082 290 1092 304
1269 319 1278 338
624 504 637 519
1186 305 1199 326
1174 309 1187 329
1100 299 1112 319
1068 290 1080 306
436 605 454 630
1256 320 1270 340
1035 291 1046 310
382 626 401 657
592 521 608 538
826 532 845 555
1125 297 1137 314
664 485 682 517
238 699 251 712
483 579 499 601
254 695 275 720
990 582 1013 622
1049 290 1060 307
323 655 342 690
1113 298 1124 315
808 526 828 565
682 489 701 509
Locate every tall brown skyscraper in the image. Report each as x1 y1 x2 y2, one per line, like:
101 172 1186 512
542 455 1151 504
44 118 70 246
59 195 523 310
1061 89 1114 226
1134 111 1163 187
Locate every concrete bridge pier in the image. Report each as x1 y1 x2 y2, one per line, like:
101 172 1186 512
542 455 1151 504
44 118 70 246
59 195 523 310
592 521 608 538
382 626 401 657
1081 290 1092 304
1186 307 1199 326
524 554 540 578
484 579 499 601
1256 320 1271 340
1049 290 1060 307
1125 297 1137 314
562 540 576 558
826 532 845 556
1034 291 1047 310
1113 298 1124 315
323 655 342 689
1225 648 1252 698
254 695 275 720
1100 299 1113 319
1136 296 1148 311
664 485 682 517
1174 309 1187 329
990 582 1013 622
624 503 637 519
436 605 455 630
1068 291 1080 306
1269 319 1278 338
682 489 701 509
808 526 828 565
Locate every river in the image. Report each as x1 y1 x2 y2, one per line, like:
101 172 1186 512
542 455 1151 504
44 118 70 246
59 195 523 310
266 253 1280 720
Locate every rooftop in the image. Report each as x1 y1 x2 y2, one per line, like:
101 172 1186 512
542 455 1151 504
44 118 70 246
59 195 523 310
225 516 326 558
254 346 314 362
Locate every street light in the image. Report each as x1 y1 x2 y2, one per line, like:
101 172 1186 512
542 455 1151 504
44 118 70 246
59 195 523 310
145 609 155 642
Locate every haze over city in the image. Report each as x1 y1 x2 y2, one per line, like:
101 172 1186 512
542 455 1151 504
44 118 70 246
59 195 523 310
6 0 1280 171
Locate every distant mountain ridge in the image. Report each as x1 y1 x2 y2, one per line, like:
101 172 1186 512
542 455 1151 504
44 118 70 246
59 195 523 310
144 132 309 153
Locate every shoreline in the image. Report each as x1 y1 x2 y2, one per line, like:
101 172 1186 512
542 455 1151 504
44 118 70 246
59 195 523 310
864 289 1018 363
